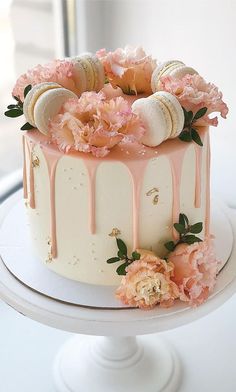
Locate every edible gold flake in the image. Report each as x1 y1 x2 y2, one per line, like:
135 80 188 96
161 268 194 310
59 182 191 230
146 187 159 205
32 155 40 168
47 237 51 246
109 228 121 237
46 252 53 263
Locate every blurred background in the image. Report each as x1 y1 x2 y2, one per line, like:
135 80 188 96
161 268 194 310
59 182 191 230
0 1 236 391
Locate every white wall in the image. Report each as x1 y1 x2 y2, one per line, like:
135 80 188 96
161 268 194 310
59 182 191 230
77 0 236 206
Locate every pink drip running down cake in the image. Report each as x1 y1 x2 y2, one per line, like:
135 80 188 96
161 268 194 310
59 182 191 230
6 46 228 309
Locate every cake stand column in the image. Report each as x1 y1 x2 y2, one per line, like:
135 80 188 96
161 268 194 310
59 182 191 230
53 335 182 392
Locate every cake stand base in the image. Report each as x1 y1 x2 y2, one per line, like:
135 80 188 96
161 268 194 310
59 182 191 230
53 335 181 392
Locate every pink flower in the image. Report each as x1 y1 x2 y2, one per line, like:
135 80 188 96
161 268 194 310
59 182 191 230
96 46 156 95
116 250 179 309
12 59 81 101
168 238 220 306
159 74 228 126
49 91 145 157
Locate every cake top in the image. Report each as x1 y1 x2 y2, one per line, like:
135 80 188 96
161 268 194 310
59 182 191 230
5 46 228 157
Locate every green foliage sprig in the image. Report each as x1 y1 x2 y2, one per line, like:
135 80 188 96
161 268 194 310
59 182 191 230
179 107 207 147
107 238 140 275
164 213 203 252
4 84 34 131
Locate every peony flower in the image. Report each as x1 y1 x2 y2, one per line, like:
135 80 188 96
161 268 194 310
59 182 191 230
96 46 156 95
116 250 179 309
159 74 228 126
49 91 145 157
12 59 81 101
168 238 220 306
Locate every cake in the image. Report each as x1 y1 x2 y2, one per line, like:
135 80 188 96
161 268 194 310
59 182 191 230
6 46 228 309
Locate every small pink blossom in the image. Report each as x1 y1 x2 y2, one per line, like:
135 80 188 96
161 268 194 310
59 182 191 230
168 238 220 306
159 74 228 126
12 59 81 101
116 250 179 309
49 92 145 157
96 46 156 95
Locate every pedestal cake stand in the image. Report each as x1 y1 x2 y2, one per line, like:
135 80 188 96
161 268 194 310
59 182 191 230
0 190 235 392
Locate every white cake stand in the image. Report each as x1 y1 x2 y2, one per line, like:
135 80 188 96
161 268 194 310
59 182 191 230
0 191 236 392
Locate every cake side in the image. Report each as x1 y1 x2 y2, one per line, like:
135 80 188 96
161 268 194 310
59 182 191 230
24 128 209 285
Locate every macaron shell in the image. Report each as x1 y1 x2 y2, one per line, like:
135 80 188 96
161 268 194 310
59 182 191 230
153 92 184 138
169 65 198 79
132 96 172 147
71 61 87 95
34 88 77 135
23 82 62 126
79 53 105 91
151 60 184 92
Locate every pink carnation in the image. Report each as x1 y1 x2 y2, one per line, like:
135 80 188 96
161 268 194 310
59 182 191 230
49 91 145 157
159 74 228 126
168 238 220 307
12 59 80 101
116 250 179 309
96 46 156 95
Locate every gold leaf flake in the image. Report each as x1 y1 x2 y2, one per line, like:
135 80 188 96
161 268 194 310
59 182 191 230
109 228 121 237
146 187 159 205
46 252 53 263
32 155 40 168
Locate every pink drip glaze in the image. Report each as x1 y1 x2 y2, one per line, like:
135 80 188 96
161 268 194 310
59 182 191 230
25 126 209 257
124 160 149 250
83 160 99 234
22 135 28 199
41 146 61 258
169 151 185 240
205 132 211 237
194 144 203 208
25 138 36 209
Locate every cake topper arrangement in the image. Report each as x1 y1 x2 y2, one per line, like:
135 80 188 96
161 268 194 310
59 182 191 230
4 46 229 310
5 46 228 153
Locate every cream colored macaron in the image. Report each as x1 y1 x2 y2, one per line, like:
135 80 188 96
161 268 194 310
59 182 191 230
33 87 77 135
151 60 198 92
23 82 62 127
132 92 184 147
71 52 105 94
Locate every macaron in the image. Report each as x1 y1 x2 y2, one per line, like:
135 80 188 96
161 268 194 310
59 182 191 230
33 87 77 135
132 92 184 147
23 82 62 127
151 60 198 92
71 53 105 94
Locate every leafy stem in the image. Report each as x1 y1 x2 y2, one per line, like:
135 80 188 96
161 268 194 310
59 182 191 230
4 85 34 131
107 238 140 275
179 107 207 147
164 213 203 252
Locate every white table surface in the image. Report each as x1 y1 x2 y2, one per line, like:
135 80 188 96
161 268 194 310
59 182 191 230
0 292 235 392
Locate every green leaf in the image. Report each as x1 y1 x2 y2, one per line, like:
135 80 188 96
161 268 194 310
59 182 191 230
116 238 127 257
13 95 21 102
183 235 202 245
179 213 189 227
191 128 203 147
20 122 34 130
24 84 32 98
193 107 207 122
107 257 121 264
132 251 140 260
174 223 185 234
116 262 129 276
164 241 176 252
7 104 17 109
117 250 124 259
189 222 203 234
4 108 23 117
179 130 192 143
